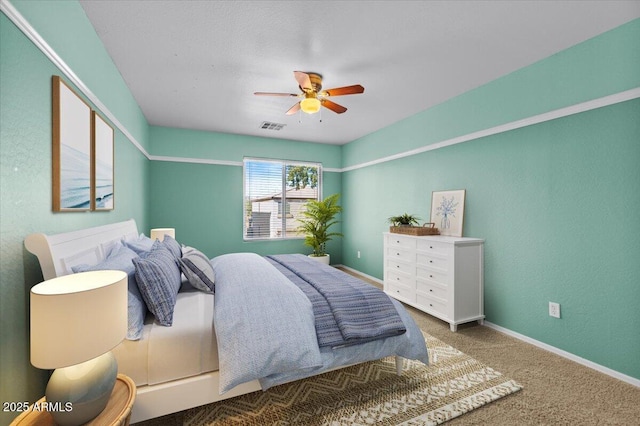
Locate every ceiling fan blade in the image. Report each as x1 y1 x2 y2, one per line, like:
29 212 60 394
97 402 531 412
321 84 365 97
254 92 298 97
286 102 301 115
294 71 313 91
321 99 347 114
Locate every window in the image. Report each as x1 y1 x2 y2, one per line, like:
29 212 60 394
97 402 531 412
243 158 321 240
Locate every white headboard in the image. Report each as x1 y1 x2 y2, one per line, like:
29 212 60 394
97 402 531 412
24 219 139 280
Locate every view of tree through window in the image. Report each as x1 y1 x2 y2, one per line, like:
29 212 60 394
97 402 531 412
243 158 321 240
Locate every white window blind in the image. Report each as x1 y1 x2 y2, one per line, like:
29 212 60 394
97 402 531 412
243 158 321 240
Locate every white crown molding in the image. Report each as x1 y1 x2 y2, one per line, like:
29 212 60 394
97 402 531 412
1 0 151 160
149 155 242 167
341 87 640 172
149 155 342 171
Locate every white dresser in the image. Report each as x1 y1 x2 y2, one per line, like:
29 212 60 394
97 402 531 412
383 232 484 331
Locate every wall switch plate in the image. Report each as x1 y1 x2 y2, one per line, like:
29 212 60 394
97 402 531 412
549 302 561 318
357 251 361 258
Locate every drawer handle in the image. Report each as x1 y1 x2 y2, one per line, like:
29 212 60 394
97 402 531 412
396 290 400 293
429 260 433 263
396 277 400 281
429 303 433 307
429 289 433 292
396 252 400 256
429 274 433 278
396 265 400 268
430 246 433 249
396 240 400 243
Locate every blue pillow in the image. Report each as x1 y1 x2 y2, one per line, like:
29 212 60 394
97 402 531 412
161 234 182 259
132 241 182 326
72 245 147 340
179 246 215 293
123 233 154 255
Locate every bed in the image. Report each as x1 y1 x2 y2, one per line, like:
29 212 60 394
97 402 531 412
24 219 429 423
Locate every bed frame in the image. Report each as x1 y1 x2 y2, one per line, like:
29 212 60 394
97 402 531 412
24 219 403 423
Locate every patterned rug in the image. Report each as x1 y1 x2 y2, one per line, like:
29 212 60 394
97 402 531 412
184 332 522 425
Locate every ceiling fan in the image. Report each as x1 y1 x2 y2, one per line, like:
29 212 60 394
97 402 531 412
254 71 365 115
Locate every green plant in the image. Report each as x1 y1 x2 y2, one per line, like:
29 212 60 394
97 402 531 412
388 213 420 227
297 193 343 257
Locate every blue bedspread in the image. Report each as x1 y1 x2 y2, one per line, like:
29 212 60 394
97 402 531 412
266 254 406 348
212 253 428 393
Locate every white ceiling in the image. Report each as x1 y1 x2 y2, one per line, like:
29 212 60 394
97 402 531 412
79 1 640 145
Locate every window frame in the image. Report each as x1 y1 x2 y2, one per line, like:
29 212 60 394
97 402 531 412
243 157 322 241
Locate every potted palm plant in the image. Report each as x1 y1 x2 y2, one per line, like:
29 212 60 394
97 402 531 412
297 193 343 264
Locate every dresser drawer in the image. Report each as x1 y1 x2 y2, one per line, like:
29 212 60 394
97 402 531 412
416 266 449 286
416 239 451 256
416 294 448 317
387 270 414 288
416 280 448 301
387 259 414 276
386 247 414 263
387 283 415 303
387 234 417 250
416 252 449 271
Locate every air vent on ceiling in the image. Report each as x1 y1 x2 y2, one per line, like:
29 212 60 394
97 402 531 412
260 121 286 131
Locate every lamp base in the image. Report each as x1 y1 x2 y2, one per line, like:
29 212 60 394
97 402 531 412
45 351 118 426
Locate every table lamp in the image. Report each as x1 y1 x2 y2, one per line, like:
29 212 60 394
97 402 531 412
150 227 175 241
30 270 127 426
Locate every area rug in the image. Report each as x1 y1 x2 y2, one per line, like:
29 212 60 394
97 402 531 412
184 332 522 425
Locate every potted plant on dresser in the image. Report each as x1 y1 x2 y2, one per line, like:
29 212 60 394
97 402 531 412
388 213 440 236
297 193 343 264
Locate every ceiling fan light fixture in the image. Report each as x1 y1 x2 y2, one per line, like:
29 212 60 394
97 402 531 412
300 97 321 114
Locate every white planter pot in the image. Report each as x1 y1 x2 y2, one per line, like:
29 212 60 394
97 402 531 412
308 254 330 265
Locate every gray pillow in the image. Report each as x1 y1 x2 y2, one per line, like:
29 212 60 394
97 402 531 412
161 234 182 259
132 241 181 326
72 245 146 340
179 246 215 293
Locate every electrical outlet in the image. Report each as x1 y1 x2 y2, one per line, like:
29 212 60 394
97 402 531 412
549 302 561 318
357 251 361 259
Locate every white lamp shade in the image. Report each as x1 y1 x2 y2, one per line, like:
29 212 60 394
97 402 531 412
150 228 175 241
30 270 127 369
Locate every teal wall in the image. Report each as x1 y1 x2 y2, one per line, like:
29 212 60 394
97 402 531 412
341 20 640 380
0 3 150 424
148 126 343 263
1 3 638 424
150 126 342 168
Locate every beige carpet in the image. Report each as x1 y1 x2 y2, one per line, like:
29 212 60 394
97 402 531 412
179 331 520 425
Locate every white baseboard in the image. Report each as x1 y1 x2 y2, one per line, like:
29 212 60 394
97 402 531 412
337 265 640 388
335 264 384 286
483 321 640 388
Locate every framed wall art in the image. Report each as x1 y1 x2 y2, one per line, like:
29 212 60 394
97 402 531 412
92 111 114 210
52 75 92 211
430 189 466 237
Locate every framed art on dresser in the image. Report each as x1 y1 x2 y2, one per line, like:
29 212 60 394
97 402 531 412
430 189 466 237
